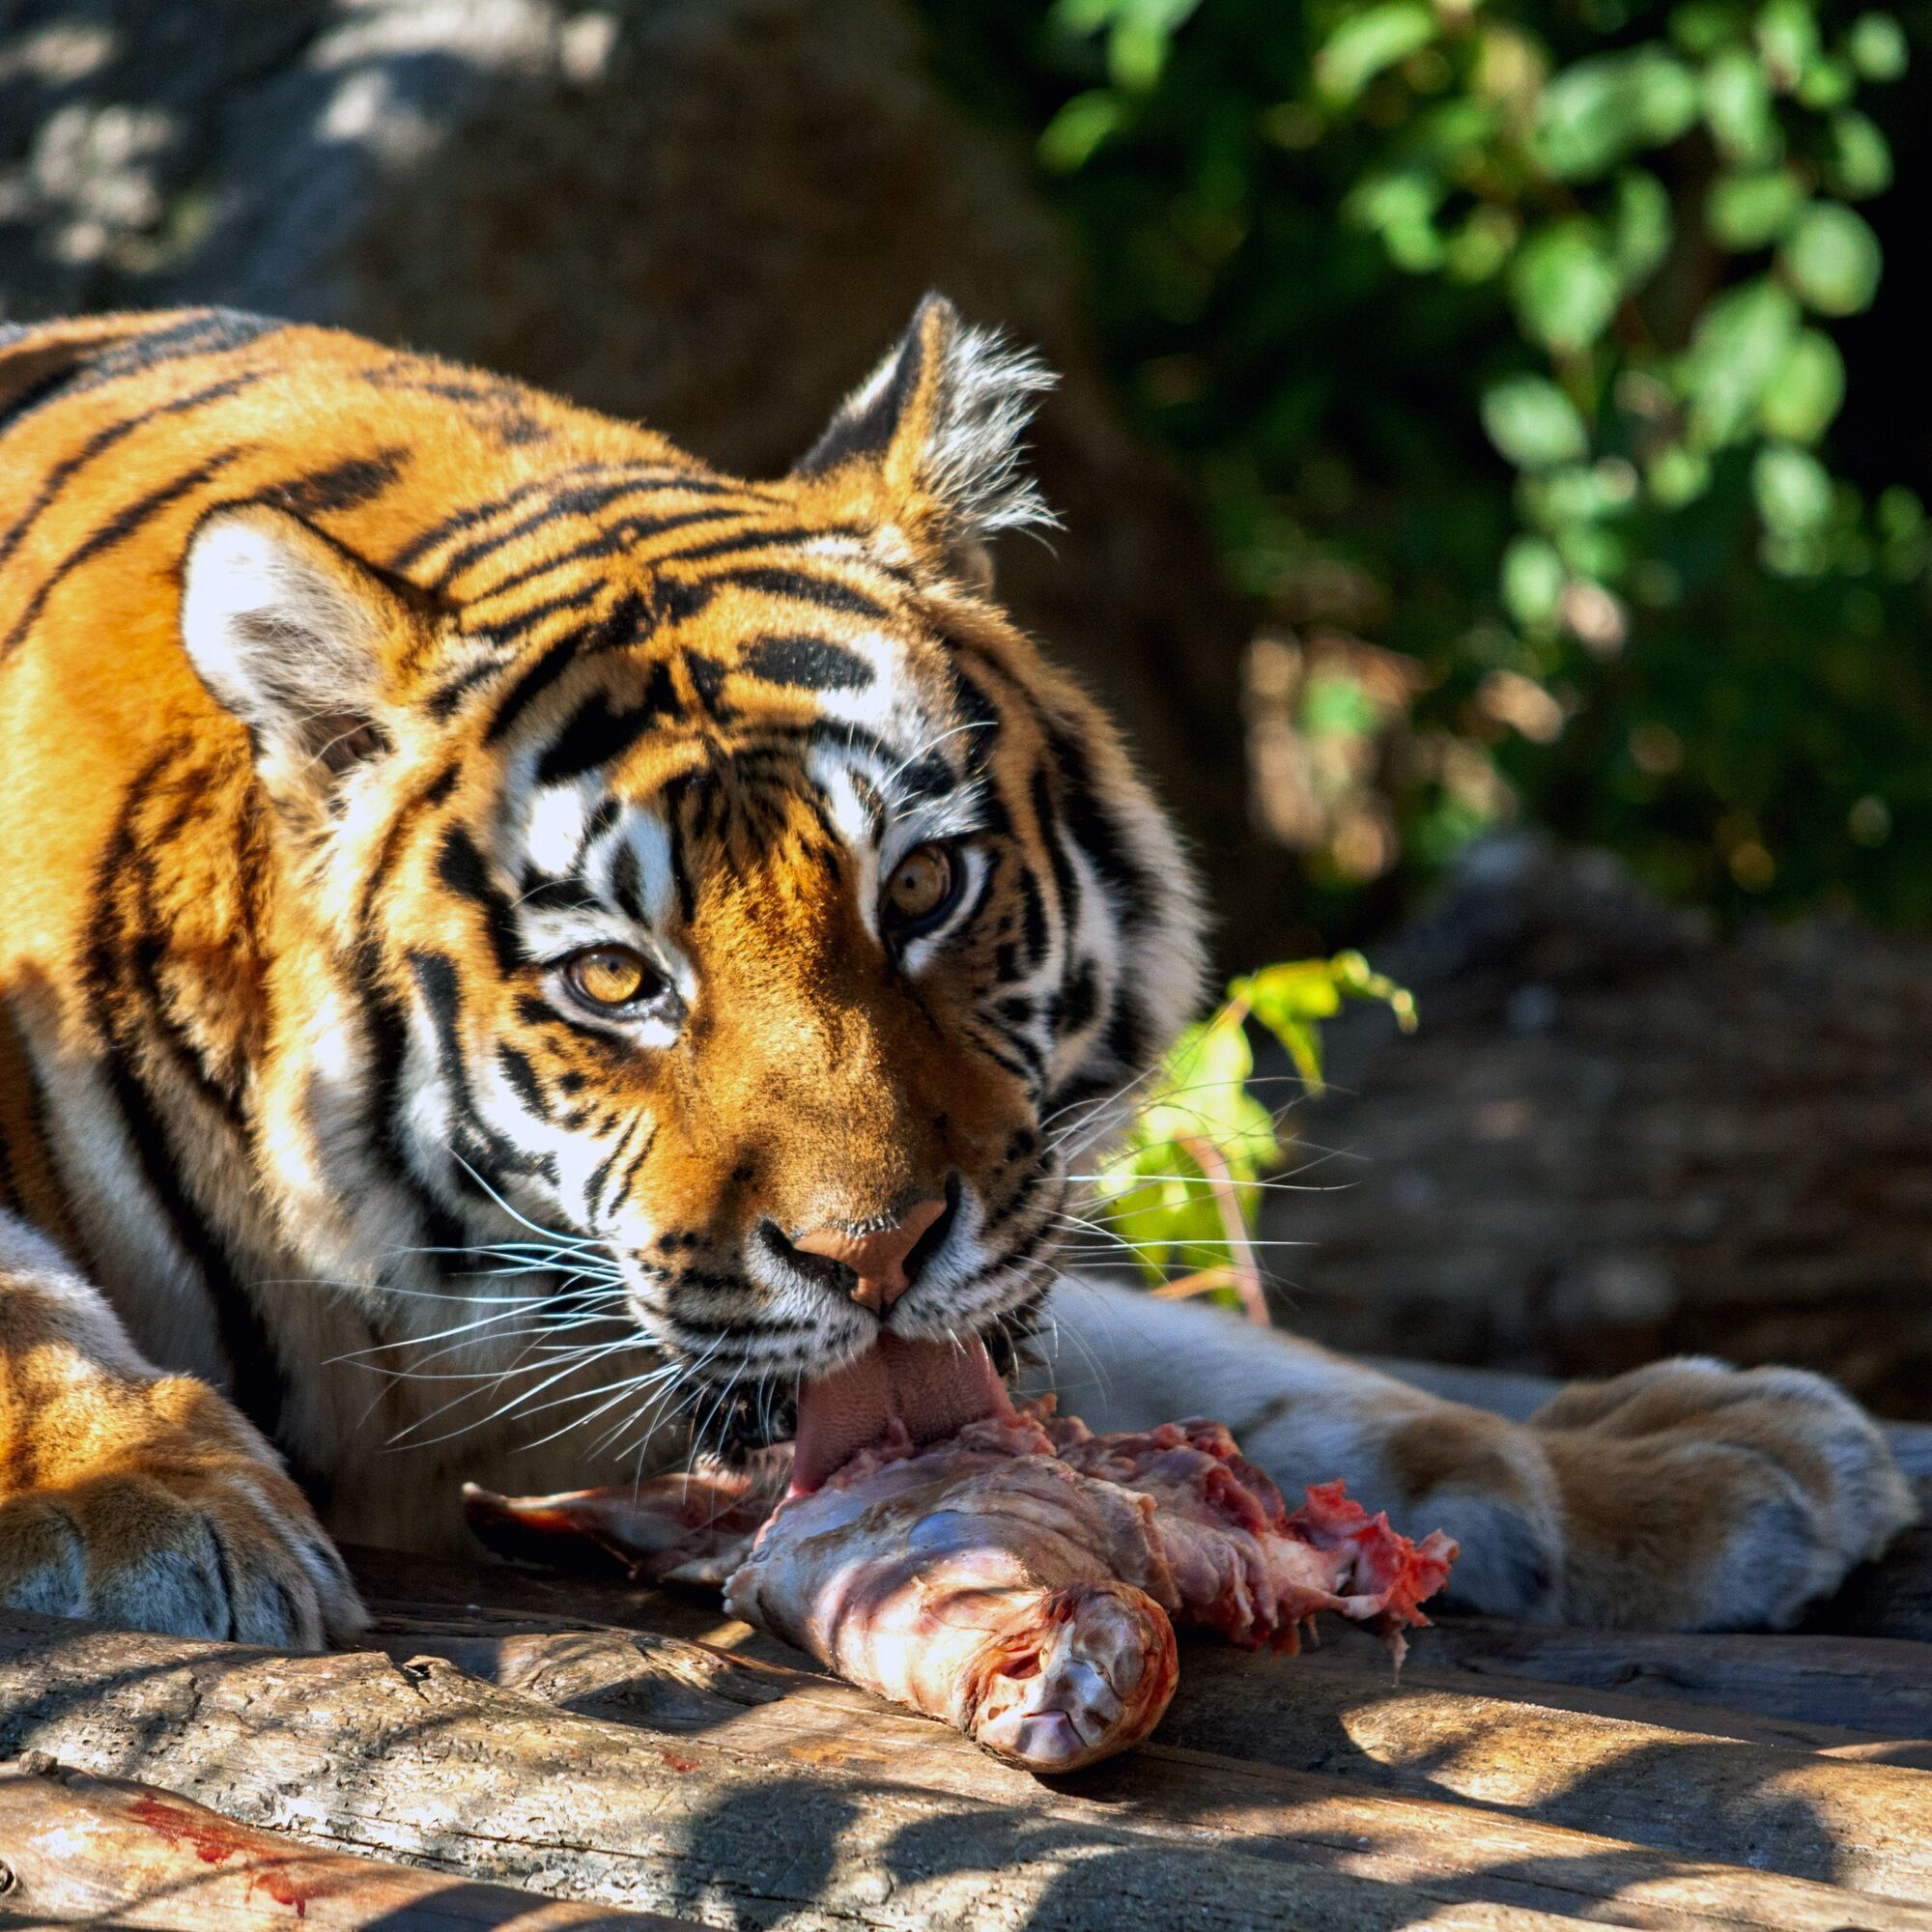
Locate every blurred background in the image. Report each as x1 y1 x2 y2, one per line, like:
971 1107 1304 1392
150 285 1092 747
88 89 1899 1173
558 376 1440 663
5 0 1930 1413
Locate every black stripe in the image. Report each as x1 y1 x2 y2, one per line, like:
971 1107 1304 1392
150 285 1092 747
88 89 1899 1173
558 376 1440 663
1032 767 1082 932
433 471 757 588
514 874 603 916
264 448 407 519
81 751 291 1453
741 633 875 692
0 372 258 570
469 504 758 604
1 444 255 661
534 664 680 786
611 1121 656 1212
497 1043 551 1121
426 651 515 723
436 826 523 977
1017 866 1050 968
660 565 890 625
649 521 865 566
683 651 732 719
611 842 647 923
408 950 557 1186
431 475 653 587
475 579 606 645
949 664 1004 775
388 462 617 572
484 593 655 745
64 311 280 394
96 1037 292 1445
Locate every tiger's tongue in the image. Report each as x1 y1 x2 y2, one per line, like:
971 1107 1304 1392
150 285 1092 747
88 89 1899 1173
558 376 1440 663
792 1334 1010 1493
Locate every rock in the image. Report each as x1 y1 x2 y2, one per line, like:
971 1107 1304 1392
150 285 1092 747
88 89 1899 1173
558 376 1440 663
1261 834 1932 1417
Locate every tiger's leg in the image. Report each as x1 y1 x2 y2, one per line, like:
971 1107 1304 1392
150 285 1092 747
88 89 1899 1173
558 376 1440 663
0 1213 364 1646
1044 1278 1916 1630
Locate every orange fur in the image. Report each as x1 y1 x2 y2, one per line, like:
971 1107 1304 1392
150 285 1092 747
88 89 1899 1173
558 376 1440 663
0 305 1912 1644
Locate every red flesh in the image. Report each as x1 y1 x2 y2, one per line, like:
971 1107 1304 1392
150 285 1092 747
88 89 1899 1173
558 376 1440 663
465 1387 1456 1775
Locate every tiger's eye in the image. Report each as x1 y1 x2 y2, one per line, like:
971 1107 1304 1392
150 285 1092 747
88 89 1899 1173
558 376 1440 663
884 844 955 929
566 945 658 1009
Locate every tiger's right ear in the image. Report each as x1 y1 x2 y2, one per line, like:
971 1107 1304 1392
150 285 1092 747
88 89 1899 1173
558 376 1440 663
792 295 1058 592
181 504 425 824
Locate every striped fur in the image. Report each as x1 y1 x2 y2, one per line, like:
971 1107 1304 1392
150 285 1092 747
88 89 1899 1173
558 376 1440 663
0 301 1911 1644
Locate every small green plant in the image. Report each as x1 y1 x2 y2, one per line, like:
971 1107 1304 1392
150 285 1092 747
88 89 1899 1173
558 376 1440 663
1093 953 1416 1321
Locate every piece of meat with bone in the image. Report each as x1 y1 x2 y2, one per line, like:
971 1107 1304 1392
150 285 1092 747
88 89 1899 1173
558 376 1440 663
465 1400 1455 1774
724 1413 1183 1770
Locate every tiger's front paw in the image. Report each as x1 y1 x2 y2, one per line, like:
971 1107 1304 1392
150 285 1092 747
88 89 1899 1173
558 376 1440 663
0 1376 365 1649
1531 1357 1917 1631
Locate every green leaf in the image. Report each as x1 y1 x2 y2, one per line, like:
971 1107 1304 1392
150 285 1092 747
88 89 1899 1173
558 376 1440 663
1037 91 1127 172
1510 221 1622 354
1236 953 1416 1099
1647 442 1713 504
1532 49 1700 181
1753 441 1834 532
1610 169 1674 285
1482 375 1591 469
1105 0 1206 93
1825 111 1892 198
1526 458 1641 527
1680 276 1801 444
1444 206 1520 281
1502 534 1567 623
1670 0 1748 57
1755 0 1821 88
1779 202 1883 315
1707 168 1805 247
1704 46 1780 163
1795 54 1855 108
1758 328 1845 440
1300 670 1380 737
1848 11 1908 80
1315 3 1438 104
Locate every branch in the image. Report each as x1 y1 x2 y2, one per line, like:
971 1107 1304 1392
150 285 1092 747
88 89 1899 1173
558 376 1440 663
1178 1134 1270 1324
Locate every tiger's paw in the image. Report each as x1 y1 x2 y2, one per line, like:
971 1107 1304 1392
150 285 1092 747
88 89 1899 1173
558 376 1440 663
0 1379 365 1650
1531 1357 1918 1631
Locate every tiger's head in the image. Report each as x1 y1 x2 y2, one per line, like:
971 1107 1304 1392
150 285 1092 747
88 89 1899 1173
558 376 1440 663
180 298 1206 1476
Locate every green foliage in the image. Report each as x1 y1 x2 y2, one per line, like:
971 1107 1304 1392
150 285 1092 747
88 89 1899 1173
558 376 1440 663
916 0 1932 928
1095 953 1415 1292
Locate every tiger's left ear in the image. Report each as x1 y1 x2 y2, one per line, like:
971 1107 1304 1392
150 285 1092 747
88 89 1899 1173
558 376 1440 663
792 294 1058 589
180 503 430 829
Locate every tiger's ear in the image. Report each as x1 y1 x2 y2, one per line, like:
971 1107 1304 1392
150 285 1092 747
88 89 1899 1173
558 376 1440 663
181 504 422 819
793 294 1058 588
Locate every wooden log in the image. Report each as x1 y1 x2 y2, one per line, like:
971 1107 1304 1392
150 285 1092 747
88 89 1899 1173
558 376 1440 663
7 1613 1932 1932
353 1556 1932 1895
1399 1613 1932 1741
365 1577 1932 1893
0 1755 687 1929
388 1620 1932 1932
0 1612 1610 1932
384 1600 1927 1763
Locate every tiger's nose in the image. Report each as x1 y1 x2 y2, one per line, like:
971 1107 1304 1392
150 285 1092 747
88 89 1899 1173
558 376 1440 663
790 1195 949 1316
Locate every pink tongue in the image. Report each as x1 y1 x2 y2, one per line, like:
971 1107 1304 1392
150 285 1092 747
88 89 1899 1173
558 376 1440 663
792 1334 1011 1492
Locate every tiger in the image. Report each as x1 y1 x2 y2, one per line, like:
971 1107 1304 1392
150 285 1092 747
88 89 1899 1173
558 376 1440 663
0 298 1913 1649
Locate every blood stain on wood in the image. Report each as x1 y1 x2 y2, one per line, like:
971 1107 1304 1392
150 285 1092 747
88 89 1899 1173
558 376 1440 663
129 1793 337 1917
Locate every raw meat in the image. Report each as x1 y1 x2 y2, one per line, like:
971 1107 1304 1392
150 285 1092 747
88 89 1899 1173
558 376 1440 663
465 1403 1455 1774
